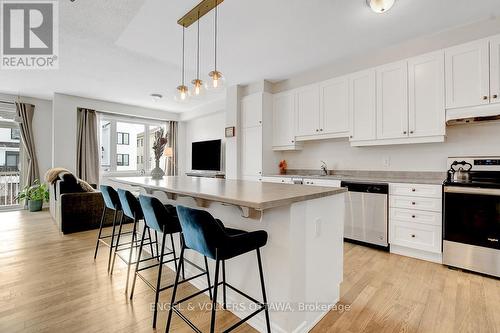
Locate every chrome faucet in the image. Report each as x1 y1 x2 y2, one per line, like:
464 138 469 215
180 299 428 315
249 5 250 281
320 161 328 176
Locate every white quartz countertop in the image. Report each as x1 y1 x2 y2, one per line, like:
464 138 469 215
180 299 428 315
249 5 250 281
112 176 346 210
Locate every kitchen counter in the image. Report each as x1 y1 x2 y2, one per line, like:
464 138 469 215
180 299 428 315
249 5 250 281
110 175 346 333
266 170 445 185
112 176 346 210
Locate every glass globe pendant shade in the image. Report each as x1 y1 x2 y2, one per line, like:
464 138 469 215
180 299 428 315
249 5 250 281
367 0 395 13
190 79 205 98
175 85 189 102
206 70 225 91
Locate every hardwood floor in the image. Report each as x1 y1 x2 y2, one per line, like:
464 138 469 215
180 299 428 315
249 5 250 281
0 210 499 333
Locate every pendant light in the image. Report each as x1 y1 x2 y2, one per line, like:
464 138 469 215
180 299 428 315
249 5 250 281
190 12 205 98
367 0 395 14
206 0 224 91
175 26 188 102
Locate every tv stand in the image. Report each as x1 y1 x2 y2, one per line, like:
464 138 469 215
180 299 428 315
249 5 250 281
186 172 225 179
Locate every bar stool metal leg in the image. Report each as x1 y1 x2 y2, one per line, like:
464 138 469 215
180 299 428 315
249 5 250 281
210 257 221 333
124 217 139 293
107 210 119 272
165 245 185 333
110 213 126 275
257 248 271 333
153 229 168 328
154 231 160 259
222 260 227 310
204 256 212 300
129 226 147 299
93 207 107 260
170 233 178 273
147 227 155 259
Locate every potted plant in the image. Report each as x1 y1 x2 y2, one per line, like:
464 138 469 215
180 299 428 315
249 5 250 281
16 179 49 212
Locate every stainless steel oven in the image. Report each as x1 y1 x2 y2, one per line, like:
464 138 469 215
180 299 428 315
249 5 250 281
443 157 500 277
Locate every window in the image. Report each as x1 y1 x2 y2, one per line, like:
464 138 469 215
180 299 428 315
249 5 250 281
99 116 168 173
117 132 129 145
11 128 20 140
117 154 129 166
5 151 19 168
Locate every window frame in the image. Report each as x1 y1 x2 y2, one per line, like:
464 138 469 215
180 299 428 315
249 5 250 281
5 151 19 168
98 114 168 176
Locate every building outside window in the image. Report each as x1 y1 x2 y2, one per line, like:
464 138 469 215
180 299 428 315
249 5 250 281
99 115 167 174
11 128 20 140
116 154 129 166
117 132 129 145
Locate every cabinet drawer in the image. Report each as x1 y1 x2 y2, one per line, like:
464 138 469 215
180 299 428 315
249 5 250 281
389 183 442 198
390 208 441 226
390 221 442 253
390 195 442 212
261 176 293 184
303 178 341 187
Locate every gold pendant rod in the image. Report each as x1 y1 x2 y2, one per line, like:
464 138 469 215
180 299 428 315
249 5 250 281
177 0 224 28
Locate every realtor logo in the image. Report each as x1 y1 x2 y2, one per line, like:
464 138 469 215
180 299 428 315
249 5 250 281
1 0 58 69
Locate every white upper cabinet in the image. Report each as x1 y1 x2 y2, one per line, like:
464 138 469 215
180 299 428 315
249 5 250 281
408 51 445 137
320 76 350 136
376 61 409 139
295 84 320 137
272 92 300 150
445 39 490 109
349 69 376 141
241 126 262 178
241 94 263 128
490 35 500 104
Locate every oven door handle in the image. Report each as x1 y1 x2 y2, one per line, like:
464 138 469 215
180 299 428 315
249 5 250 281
444 186 500 196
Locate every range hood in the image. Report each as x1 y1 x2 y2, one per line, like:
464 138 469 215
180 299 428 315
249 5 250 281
446 104 500 125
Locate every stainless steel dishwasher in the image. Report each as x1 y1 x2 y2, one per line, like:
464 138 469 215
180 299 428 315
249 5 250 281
341 181 389 249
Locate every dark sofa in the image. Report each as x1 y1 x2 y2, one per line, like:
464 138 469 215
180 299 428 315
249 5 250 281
49 174 114 234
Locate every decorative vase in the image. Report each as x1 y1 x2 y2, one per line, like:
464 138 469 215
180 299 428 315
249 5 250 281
151 159 165 180
28 199 43 212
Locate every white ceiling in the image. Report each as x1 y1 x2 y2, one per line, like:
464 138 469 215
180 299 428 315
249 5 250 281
2 0 500 113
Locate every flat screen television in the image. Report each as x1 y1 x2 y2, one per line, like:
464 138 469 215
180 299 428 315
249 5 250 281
191 139 222 171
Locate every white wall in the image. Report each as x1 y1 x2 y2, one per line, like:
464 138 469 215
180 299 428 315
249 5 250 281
52 93 179 173
0 93 53 179
183 111 226 174
279 121 500 172
273 17 500 93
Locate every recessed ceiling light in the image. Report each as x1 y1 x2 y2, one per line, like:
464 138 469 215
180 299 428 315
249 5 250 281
150 93 163 102
367 0 395 14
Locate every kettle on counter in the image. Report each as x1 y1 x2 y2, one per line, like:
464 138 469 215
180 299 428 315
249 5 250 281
448 160 473 182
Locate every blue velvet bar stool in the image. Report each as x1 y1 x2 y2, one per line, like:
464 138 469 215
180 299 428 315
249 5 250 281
133 195 213 329
110 189 157 292
94 185 124 272
166 206 271 333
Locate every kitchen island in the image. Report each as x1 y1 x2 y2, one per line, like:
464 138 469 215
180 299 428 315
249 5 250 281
112 176 347 333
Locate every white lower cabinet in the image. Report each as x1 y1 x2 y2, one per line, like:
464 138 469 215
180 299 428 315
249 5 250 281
389 183 443 263
303 178 341 187
261 176 294 184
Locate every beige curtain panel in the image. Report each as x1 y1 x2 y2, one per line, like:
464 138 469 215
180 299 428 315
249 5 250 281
167 121 178 176
15 102 40 186
76 108 99 184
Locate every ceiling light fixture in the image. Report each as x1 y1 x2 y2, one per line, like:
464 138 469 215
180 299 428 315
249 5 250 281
175 26 189 102
206 0 224 91
190 12 205 98
150 93 163 102
367 0 395 14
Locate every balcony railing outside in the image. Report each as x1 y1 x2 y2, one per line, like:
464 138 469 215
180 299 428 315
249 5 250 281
0 170 20 207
